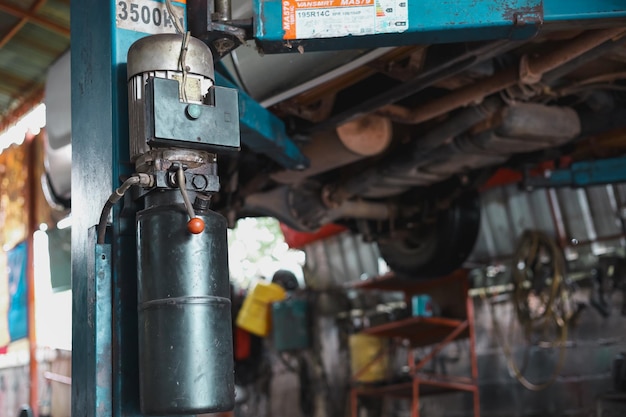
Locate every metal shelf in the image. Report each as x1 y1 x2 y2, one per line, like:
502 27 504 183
350 269 479 417
354 376 477 399
360 316 468 348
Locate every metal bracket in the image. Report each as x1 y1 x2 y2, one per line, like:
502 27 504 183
148 76 310 170
187 0 250 58
94 243 113 416
147 77 241 152
132 171 220 201
75 229 113 417
519 54 542 84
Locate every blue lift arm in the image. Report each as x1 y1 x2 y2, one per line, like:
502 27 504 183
216 73 309 169
526 156 626 189
252 0 626 53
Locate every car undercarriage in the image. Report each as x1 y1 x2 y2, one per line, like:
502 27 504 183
199 27 626 275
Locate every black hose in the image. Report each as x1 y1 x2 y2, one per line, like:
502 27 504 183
96 175 150 244
97 200 115 245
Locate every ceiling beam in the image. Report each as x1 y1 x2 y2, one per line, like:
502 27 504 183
0 84 23 96
9 34 66 57
0 0 47 50
0 1 69 38
0 67 37 87
0 86 44 133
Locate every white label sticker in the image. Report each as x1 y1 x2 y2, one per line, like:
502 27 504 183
282 0 408 40
116 0 186 34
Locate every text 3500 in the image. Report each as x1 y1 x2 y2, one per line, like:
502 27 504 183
116 0 184 34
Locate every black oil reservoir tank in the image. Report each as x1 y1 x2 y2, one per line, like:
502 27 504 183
137 190 234 415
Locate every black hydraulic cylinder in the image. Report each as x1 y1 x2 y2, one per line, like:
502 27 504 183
137 191 234 415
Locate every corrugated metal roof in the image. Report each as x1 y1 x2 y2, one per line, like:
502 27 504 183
469 183 626 264
0 0 70 130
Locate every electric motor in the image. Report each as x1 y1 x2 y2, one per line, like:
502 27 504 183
127 34 216 161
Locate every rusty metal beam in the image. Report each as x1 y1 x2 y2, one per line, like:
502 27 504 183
0 67 34 87
0 0 48 49
0 81 26 95
378 28 626 125
0 87 44 134
11 34 67 57
0 0 69 38
0 0 53 130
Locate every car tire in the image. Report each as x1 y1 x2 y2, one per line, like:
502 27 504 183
377 192 480 278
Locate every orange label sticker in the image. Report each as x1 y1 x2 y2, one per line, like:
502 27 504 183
282 0 407 39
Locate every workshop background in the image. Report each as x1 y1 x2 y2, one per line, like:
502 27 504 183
0 0 624 417
0 135 624 416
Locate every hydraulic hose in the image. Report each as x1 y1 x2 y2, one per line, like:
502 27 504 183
97 174 153 244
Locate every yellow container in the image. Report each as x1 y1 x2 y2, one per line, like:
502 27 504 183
236 280 287 337
349 334 389 383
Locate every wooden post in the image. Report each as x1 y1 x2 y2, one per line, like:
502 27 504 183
26 132 38 417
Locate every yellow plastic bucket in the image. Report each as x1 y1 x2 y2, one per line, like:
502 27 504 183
236 280 287 337
349 334 389 383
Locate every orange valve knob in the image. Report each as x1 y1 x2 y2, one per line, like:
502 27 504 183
187 217 205 234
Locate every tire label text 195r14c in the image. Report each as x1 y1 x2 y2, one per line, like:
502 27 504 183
116 0 186 34
282 0 408 40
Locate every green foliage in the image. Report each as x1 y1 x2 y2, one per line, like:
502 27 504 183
227 217 304 288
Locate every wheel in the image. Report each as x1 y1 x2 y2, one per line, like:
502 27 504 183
17 406 33 417
377 192 481 278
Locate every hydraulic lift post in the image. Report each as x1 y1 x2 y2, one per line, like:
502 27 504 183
71 0 148 414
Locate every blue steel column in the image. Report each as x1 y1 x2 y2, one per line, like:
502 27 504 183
70 0 115 414
71 1 177 415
